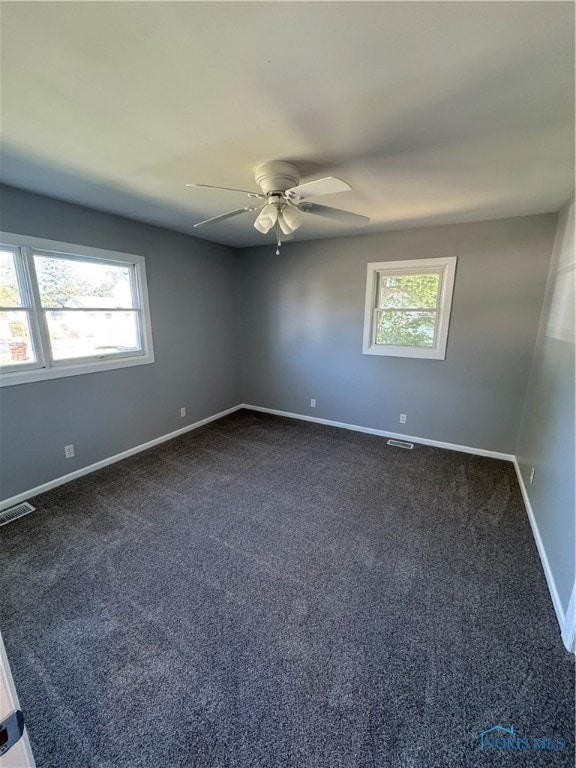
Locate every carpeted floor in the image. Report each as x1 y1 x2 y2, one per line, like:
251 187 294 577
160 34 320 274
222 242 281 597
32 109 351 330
0 410 573 767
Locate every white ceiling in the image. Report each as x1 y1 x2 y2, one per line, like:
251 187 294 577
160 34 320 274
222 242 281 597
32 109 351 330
1 1 574 247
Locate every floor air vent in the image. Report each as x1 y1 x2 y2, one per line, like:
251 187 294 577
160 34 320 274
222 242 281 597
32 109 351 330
0 502 36 527
387 439 414 450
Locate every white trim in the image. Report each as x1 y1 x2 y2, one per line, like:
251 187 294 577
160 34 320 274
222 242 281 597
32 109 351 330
512 457 575 651
0 631 36 767
241 404 514 461
1 231 143 266
362 256 457 360
562 585 576 654
0 405 242 512
3 401 571 654
246 405 573 651
1 353 155 387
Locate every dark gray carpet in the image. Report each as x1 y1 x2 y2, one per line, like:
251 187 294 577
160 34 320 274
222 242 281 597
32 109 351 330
0 410 573 767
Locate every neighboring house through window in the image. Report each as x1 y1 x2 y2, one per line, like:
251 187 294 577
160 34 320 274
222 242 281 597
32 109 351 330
362 256 457 359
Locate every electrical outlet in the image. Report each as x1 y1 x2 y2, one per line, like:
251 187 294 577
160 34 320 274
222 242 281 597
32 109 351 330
180 407 186 418
64 444 75 459
399 414 407 424
310 399 316 408
529 467 535 485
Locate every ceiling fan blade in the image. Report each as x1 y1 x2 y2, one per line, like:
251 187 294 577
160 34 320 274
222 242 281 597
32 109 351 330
187 183 265 199
298 202 370 226
286 177 351 199
194 206 261 228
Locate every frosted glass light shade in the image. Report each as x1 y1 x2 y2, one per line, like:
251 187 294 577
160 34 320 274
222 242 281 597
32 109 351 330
277 211 293 236
254 204 278 234
282 205 303 232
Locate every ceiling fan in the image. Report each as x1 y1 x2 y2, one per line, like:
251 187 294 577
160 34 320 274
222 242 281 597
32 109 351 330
187 161 369 254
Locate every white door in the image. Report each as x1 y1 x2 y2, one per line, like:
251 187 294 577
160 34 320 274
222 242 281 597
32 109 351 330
0 632 35 768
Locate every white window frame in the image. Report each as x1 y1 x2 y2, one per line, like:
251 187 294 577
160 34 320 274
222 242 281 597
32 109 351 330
0 232 155 387
362 256 457 360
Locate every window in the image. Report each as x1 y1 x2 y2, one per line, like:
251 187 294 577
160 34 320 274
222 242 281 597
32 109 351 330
0 247 39 370
0 233 154 386
362 257 457 359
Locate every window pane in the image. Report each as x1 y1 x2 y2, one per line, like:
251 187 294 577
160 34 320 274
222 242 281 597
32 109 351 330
377 273 440 309
0 311 36 365
45 310 141 361
34 254 136 309
0 250 23 307
376 310 436 347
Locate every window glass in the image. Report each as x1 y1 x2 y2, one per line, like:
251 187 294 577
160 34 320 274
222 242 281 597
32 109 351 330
376 309 436 347
0 310 36 365
33 253 142 363
0 249 23 307
34 254 135 309
377 272 439 309
45 310 140 361
376 272 441 348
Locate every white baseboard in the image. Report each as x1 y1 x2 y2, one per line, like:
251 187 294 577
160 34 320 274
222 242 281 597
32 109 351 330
245 405 574 651
3 401 571 654
0 405 242 512
241 404 515 462
5 401 512 513
512 458 574 652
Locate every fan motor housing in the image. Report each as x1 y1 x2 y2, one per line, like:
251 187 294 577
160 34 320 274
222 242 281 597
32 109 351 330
255 161 300 195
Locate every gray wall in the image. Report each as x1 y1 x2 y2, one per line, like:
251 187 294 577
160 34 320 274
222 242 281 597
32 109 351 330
2 185 570 639
516 201 575 613
0 185 241 501
0 188 561 504
239 215 557 454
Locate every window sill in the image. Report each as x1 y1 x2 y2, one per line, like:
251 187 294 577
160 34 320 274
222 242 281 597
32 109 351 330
362 344 446 360
0 352 155 387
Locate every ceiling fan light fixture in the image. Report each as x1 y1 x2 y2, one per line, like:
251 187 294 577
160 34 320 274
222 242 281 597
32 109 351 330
254 203 278 234
277 210 294 236
281 205 303 232
192 161 369 247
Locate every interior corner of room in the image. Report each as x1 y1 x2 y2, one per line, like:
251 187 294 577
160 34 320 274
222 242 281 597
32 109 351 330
5 193 572 650
0 2 574 766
